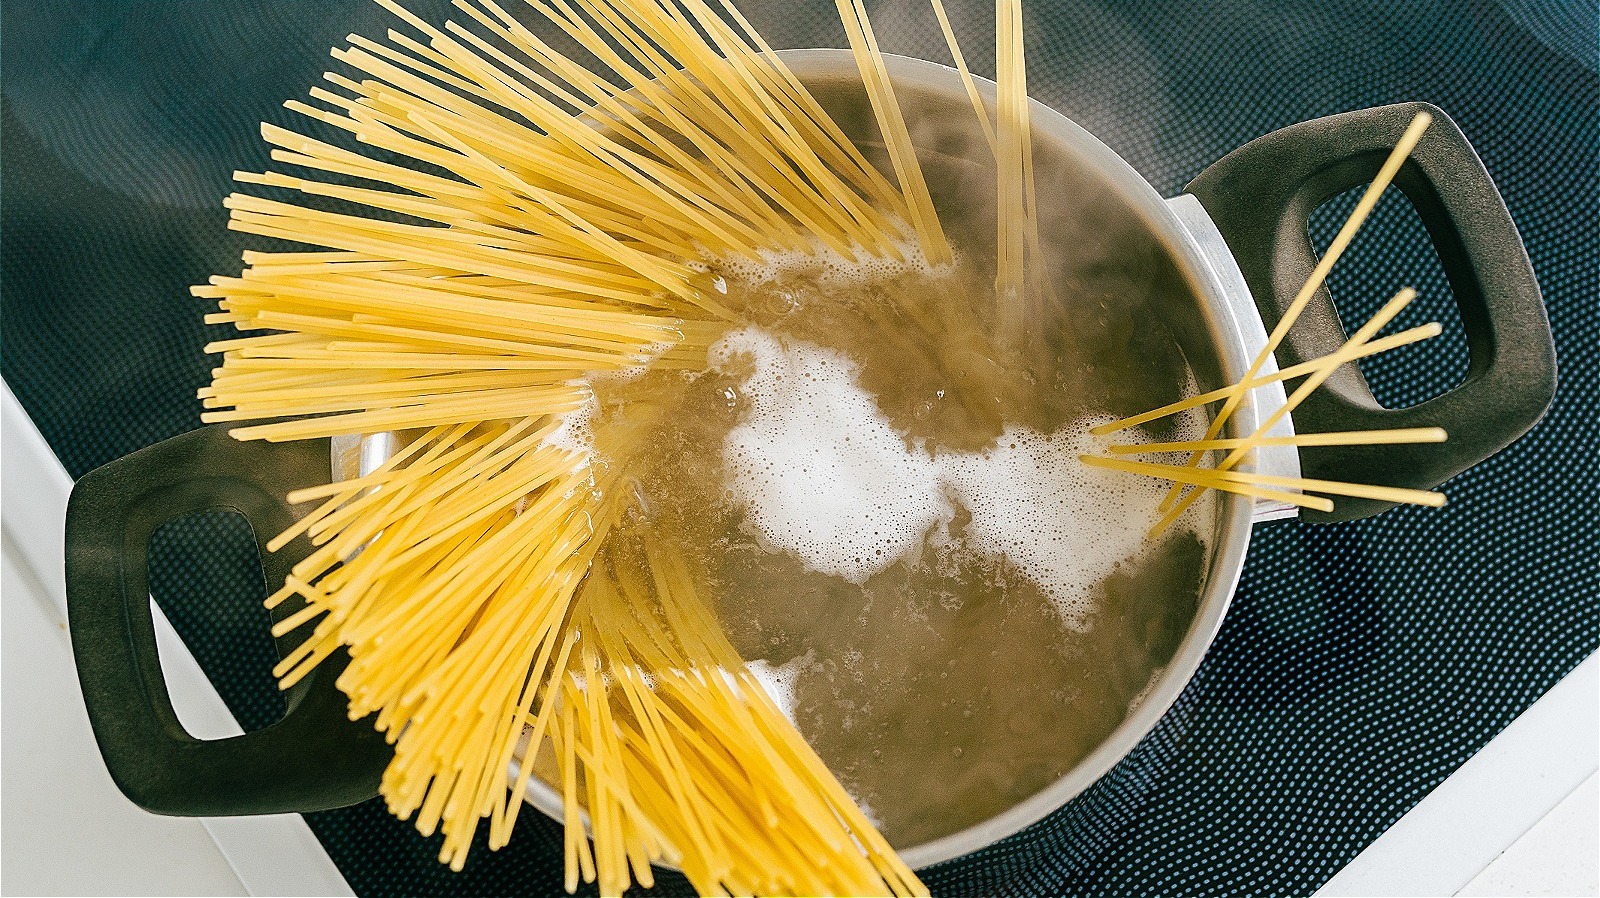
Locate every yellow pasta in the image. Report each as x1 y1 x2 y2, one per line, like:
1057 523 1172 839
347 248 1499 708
197 0 1009 892
834 0 952 264
1149 287 1419 533
541 529 928 895
1152 112 1434 513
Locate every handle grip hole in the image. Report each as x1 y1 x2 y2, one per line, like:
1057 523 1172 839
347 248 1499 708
1308 183 1470 409
147 509 286 734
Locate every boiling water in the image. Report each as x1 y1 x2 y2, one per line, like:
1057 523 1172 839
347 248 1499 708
532 61 1226 849
568 237 1216 847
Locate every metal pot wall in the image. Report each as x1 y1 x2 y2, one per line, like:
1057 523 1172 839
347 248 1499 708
63 49 1555 870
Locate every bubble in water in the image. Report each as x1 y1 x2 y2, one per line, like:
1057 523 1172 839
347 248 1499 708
766 289 800 316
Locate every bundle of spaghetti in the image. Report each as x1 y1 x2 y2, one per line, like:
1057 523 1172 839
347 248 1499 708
195 0 1462 888
271 412 934 893
268 417 623 868
1090 323 1445 435
198 0 980 885
993 0 1033 312
1106 426 1448 455
1145 110 1434 511
1148 287 1431 531
1084 287 1452 531
834 0 951 265
927 0 1041 349
1081 454 1447 511
1080 110 1445 528
534 525 928 897
200 0 953 441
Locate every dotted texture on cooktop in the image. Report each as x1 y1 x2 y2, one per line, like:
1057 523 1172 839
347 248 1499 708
3 0 1595 895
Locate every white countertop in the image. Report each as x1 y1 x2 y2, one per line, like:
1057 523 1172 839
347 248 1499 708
3 383 1595 897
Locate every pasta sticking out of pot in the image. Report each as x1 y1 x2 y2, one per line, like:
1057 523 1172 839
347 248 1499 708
1085 111 1454 530
199 0 1073 892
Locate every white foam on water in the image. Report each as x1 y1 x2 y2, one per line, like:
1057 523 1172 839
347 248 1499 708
743 650 814 724
853 796 886 831
709 329 952 585
937 425 1171 629
713 233 949 290
1127 665 1168 713
710 328 1212 629
543 386 598 456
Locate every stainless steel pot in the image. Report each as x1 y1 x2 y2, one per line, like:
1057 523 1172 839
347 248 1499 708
64 49 1555 870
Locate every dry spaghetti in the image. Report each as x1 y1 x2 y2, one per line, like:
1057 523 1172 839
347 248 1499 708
197 0 1000 892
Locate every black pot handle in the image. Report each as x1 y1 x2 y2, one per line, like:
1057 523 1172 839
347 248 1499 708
65 424 391 816
1185 102 1557 523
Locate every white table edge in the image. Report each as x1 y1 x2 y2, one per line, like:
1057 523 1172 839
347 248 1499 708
2 383 355 898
